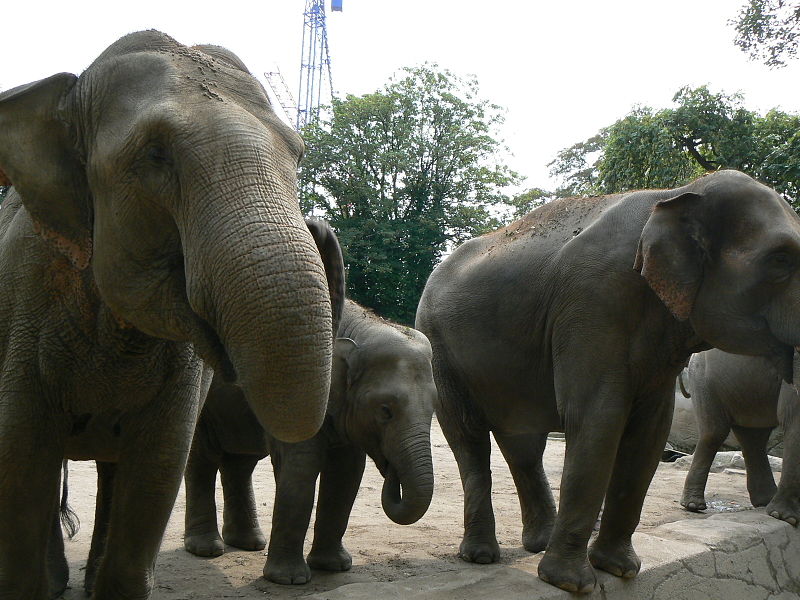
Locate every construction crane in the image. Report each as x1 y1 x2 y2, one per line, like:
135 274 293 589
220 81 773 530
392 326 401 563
297 0 339 129
264 69 298 126
265 1 341 130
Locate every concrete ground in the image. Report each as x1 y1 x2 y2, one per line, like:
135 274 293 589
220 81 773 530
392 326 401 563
58 418 800 599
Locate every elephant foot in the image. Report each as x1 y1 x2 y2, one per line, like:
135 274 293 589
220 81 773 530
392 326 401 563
91 572 153 600
222 525 266 552
522 521 553 553
589 538 641 579
184 531 225 557
307 543 353 572
458 535 500 564
680 491 706 512
748 483 777 508
264 552 311 585
84 558 100 596
766 493 800 526
47 571 69 600
537 550 596 594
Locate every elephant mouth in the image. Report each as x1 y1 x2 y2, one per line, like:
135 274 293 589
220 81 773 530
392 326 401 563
188 314 237 382
374 457 389 478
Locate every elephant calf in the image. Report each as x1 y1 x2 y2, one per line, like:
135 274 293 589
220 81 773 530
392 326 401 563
183 299 437 584
680 349 800 524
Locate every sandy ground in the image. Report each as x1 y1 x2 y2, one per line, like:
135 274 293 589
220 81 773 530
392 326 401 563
58 419 761 599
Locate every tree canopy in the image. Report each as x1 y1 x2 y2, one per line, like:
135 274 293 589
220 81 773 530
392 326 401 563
549 85 800 208
299 65 517 324
733 0 800 67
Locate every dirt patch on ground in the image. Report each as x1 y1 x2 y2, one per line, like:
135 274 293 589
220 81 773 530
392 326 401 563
58 419 761 599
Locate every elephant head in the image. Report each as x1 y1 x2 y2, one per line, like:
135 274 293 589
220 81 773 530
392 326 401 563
331 318 436 525
635 169 800 380
0 31 336 442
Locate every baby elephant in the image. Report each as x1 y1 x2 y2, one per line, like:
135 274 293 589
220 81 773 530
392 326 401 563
680 349 797 519
183 299 437 584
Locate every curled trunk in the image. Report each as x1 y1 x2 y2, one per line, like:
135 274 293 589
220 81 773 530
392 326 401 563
381 427 434 525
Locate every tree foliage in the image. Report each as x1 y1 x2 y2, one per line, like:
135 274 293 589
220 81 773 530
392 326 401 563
733 0 800 67
549 86 800 208
300 65 517 324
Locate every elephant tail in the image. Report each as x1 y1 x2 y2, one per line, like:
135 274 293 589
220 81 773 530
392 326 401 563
678 371 691 399
60 460 80 539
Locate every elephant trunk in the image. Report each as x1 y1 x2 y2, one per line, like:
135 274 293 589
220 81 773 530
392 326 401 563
182 146 332 443
381 426 434 525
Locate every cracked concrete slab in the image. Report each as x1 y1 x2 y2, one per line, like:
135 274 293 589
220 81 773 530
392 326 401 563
302 512 800 600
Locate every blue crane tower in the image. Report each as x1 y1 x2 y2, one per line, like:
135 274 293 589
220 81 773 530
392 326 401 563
296 0 341 129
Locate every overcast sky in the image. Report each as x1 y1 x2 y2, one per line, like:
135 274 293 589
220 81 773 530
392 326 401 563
2 0 798 191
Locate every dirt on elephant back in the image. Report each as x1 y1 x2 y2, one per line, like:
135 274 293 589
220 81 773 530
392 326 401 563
58 418 761 599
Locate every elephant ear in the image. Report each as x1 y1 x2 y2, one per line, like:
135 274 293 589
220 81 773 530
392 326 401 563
306 218 347 337
634 192 707 321
0 73 92 269
327 337 359 417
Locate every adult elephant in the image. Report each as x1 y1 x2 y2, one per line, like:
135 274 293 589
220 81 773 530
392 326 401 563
73 217 346 597
415 170 800 594
0 31 339 600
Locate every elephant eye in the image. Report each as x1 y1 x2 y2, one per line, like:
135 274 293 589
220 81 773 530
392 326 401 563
767 251 793 268
379 404 393 423
764 249 797 282
147 144 172 165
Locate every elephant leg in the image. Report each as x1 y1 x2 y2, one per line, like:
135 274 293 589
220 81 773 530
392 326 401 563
680 418 731 512
85 461 116 595
220 454 265 551
767 390 800 525
589 389 673 580
46 491 69 600
449 428 497 563
537 369 628 595
732 426 777 507
91 377 205 599
264 438 326 585
494 431 555 553
0 406 64 600
184 440 224 557
432 355 498 564
307 445 366 572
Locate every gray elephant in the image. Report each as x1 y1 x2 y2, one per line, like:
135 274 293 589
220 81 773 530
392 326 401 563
75 217 346 596
180 299 436 584
0 31 341 600
416 170 800 594
680 349 800 523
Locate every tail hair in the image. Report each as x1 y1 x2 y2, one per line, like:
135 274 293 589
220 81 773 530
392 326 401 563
59 460 80 539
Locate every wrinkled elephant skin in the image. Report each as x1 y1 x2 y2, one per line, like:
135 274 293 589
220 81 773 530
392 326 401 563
416 170 800 594
0 31 338 600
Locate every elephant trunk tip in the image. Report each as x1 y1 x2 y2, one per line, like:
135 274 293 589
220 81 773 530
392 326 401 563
381 464 434 525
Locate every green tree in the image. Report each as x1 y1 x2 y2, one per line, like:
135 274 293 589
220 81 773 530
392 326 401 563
300 65 517 324
732 0 800 67
549 86 800 208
